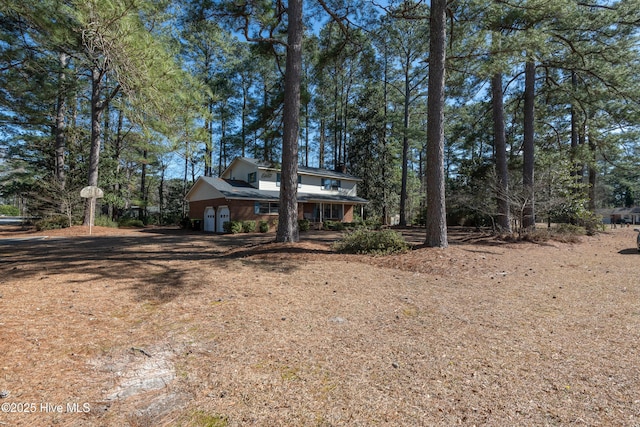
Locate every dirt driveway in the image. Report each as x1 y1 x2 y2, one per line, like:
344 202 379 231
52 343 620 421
0 226 639 426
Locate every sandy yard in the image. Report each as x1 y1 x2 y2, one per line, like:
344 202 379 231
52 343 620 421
0 225 639 426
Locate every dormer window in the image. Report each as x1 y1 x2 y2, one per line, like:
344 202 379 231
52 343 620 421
248 172 257 184
322 178 341 190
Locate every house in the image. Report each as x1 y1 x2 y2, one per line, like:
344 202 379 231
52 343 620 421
185 157 368 232
597 207 640 225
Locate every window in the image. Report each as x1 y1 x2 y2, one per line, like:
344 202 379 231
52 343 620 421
254 201 279 215
323 203 344 220
322 178 341 190
276 173 302 187
248 172 257 184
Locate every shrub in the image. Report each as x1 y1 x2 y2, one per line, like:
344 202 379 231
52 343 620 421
363 218 382 230
242 220 257 233
223 220 243 234
519 229 551 243
554 223 585 235
259 220 269 233
298 218 310 232
577 211 604 235
0 205 19 216
511 227 582 244
332 228 410 255
118 218 145 228
94 215 118 228
323 220 345 231
35 215 70 231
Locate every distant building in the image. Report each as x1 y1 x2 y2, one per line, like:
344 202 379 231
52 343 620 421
597 207 640 225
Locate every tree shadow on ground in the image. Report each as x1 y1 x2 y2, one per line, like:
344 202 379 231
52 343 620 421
0 230 336 303
0 226 565 303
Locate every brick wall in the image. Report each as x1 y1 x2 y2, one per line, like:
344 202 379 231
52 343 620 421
189 198 357 228
188 198 226 220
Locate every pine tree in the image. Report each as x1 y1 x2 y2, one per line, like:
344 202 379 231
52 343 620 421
425 0 448 247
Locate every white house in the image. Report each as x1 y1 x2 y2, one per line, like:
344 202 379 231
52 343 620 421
185 157 368 232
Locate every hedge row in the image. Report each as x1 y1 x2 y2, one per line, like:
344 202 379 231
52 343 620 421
223 220 270 234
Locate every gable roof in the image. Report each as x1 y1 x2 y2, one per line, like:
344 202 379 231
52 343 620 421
186 176 367 204
223 157 362 181
192 177 280 201
298 165 361 181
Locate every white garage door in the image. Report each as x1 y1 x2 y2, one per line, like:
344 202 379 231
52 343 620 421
203 207 215 232
217 206 230 233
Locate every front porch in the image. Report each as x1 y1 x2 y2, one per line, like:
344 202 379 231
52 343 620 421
300 202 360 225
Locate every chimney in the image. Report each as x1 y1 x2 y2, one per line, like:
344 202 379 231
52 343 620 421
335 164 347 174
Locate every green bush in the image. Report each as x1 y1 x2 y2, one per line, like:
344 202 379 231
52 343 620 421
118 218 145 228
223 220 243 234
577 211 604 235
35 215 70 231
259 220 269 233
554 223 585 235
0 205 19 216
363 218 382 230
323 220 345 231
94 215 118 228
242 220 257 233
332 228 410 255
298 218 310 232
519 229 551 243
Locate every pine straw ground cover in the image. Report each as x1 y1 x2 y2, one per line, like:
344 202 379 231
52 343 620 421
0 225 639 426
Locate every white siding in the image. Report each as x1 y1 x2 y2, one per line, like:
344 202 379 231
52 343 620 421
256 172 358 195
298 174 358 196
187 179 225 201
222 160 258 185
258 170 279 191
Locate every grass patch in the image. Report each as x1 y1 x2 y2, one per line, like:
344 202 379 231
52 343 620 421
118 218 145 228
185 410 229 427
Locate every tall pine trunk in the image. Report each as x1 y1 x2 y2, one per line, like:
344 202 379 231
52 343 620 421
54 52 69 190
109 109 124 221
83 66 119 226
522 60 536 230
139 149 147 222
276 0 302 243
83 67 105 226
425 0 448 248
492 72 510 232
587 117 597 212
570 71 581 184
399 65 410 227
